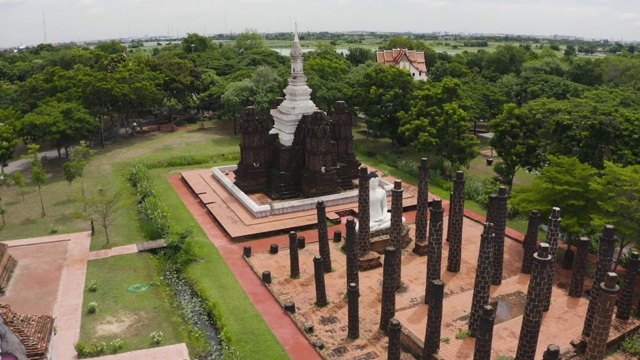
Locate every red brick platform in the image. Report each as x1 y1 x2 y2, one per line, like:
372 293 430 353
181 168 421 241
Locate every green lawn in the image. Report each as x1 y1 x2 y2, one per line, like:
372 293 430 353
80 253 189 352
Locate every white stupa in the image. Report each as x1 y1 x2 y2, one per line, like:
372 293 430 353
269 24 318 146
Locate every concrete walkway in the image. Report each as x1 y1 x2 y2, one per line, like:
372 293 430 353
168 175 322 360
88 244 138 260
86 343 189 360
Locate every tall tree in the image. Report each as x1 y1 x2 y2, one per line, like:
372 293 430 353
347 63 415 144
399 78 479 172
591 162 640 270
0 110 18 173
510 156 598 245
345 47 375 66
10 172 26 202
489 104 544 191
221 79 256 134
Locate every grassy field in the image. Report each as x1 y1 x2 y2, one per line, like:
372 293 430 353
79 253 190 353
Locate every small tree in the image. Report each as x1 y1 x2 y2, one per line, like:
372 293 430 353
78 187 127 245
23 145 46 217
511 155 598 246
0 196 6 226
63 141 95 210
10 172 26 201
591 162 640 270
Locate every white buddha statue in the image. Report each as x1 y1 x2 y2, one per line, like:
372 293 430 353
356 172 394 233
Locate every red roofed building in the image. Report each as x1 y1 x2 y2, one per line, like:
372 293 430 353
0 304 55 360
376 49 428 80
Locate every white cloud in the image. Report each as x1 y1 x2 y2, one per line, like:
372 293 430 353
0 0 25 5
621 13 640 21
76 0 103 14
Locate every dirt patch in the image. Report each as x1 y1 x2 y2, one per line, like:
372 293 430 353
95 311 140 337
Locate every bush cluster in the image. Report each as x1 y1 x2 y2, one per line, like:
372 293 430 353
128 162 172 239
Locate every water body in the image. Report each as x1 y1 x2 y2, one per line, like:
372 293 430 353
271 48 350 56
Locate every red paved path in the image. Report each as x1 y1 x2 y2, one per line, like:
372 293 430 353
168 175 322 360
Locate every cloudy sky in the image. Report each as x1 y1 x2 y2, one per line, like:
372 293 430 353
1 0 639 48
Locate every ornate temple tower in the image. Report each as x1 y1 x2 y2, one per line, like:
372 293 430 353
269 25 318 146
331 101 361 186
300 111 340 197
234 107 271 192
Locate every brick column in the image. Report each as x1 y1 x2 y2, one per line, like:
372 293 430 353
447 171 466 273
387 319 402 360
543 207 562 312
568 237 590 298
582 225 617 338
491 186 509 285
347 282 359 339
425 199 444 304
616 252 639 320
585 273 620 360
521 210 540 274
542 344 561 360
469 223 494 336
485 194 497 225
317 200 332 273
346 218 359 291
313 255 327 307
515 243 552 360
473 304 496 360
413 158 430 256
357 166 371 257
289 231 300 278
424 279 445 358
390 180 404 289
380 247 398 332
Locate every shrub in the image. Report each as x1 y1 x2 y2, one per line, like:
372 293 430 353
150 331 163 346
88 340 107 356
74 342 90 357
87 301 98 314
139 196 172 240
87 280 97 292
621 331 640 355
455 328 472 339
109 339 124 354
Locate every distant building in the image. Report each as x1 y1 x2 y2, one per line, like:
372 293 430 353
0 304 55 360
376 49 428 80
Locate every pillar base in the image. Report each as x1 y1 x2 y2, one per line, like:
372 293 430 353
413 241 429 256
370 225 413 254
358 251 382 271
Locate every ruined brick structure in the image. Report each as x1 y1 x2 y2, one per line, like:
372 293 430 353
616 252 639 320
543 207 562 312
473 305 496 360
568 237 590 298
316 200 332 273
515 243 552 360
380 247 398 332
390 180 404 288
387 319 402 360
585 273 620 360
582 225 617 338
491 187 509 285
345 218 359 290
446 171 466 272
289 231 300 278
424 279 445 358
313 255 327 307
521 210 540 274
425 199 444 304
413 158 430 256
469 223 494 336
347 282 359 339
235 32 359 198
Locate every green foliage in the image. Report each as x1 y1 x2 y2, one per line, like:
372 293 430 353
150 331 163 346
87 301 98 314
143 154 212 170
23 144 47 217
234 30 265 52
139 196 171 240
621 331 640 355
455 328 472 339
182 33 213 53
511 156 597 236
63 141 95 183
77 186 127 244
87 280 97 292
441 337 451 344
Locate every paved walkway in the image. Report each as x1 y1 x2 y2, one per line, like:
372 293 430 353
3 232 91 360
88 244 138 260
168 175 323 360
86 343 189 360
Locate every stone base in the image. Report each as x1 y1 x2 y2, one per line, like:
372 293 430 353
358 251 382 271
370 225 413 255
412 241 429 256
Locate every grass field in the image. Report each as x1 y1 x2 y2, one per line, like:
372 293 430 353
79 253 190 353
